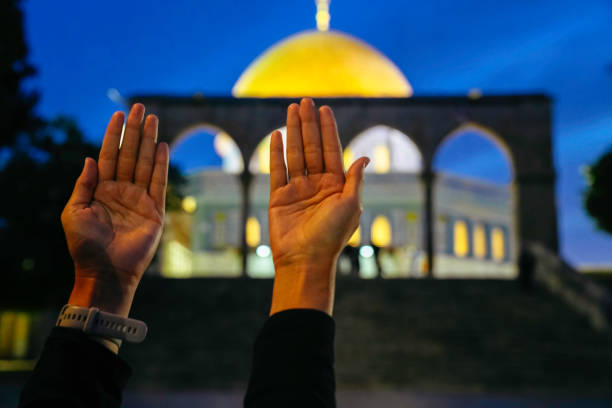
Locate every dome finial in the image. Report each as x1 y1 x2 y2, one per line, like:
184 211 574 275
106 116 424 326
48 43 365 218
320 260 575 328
315 0 331 32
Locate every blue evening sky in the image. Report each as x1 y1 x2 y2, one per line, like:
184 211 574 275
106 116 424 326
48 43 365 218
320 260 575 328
21 0 612 266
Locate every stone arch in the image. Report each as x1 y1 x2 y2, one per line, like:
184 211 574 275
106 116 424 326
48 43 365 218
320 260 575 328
434 122 515 179
432 123 517 278
132 95 557 279
161 123 246 278
345 125 426 278
171 123 245 174
345 125 423 174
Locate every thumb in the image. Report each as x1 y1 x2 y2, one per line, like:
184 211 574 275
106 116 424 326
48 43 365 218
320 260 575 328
342 156 369 199
66 157 98 209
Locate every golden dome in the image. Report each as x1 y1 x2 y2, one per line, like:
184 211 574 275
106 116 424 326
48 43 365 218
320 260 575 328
232 30 412 98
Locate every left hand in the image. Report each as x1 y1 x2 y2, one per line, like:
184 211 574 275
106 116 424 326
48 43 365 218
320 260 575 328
62 104 169 317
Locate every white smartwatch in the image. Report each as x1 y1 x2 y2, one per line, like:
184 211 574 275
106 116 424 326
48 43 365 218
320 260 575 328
56 305 148 345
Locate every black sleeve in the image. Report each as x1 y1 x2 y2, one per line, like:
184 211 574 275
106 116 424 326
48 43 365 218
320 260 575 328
19 327 132 408
244 309 336 408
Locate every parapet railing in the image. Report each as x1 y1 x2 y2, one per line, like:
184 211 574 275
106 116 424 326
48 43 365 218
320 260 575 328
526 242 612 331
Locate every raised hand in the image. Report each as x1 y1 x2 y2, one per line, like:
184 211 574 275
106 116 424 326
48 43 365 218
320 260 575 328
268 98 369 316
62 104 169 317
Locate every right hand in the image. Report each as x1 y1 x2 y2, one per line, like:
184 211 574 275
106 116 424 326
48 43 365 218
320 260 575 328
268 98 369 315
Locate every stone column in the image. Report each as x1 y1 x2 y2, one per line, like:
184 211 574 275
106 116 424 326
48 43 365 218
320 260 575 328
422 169 436 278
239 170 253 277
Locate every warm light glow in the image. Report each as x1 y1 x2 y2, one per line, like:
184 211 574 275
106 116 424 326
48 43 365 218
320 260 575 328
373 144 391 174
162 240 192 278
405 212 418 222
257 136 271 174
371 215 392 247
348 226 361 247
233 31 412 97
12 313 30 358
343 147 353 172
491 227 505 261
0 311 31 359
246 217 261 247
473 224 486 259
315 0 331 31
182 196 197 214
0 312 15 357
453 220 469 258
347 126 422 173
250 128 289 174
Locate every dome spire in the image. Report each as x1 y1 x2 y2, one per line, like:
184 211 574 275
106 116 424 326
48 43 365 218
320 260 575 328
315 0 331 32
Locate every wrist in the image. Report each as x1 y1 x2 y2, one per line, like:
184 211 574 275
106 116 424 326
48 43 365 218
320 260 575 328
68 275 137 318
270 259 337 316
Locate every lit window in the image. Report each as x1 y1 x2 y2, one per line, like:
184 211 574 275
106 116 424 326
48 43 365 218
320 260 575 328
182 196 197 214
405 212 418 222
453 220 469 258
373 145 390 174
257 136 271 174
214 212 227 248
491 227 505 261
343 147 354 172
246 216 261 247
371 215 391 247
348 226 361 247
162 240 192 278
0 311 31 359
473 224 486 259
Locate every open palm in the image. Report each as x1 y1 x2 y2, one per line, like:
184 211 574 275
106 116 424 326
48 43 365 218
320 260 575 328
269 99 368 270
61 104 169 289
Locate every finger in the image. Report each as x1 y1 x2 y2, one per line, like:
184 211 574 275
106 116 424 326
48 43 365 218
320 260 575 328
134 114 159 188
319 105 344 176
342 157 370 199
270 130 288 191
98 111 125 182
300 97 324 174
149 142 170 213
67 158 98 209
286 103 305 178
116 103 145 181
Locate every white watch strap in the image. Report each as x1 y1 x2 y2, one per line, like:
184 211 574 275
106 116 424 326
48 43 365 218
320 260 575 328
56 305 148 343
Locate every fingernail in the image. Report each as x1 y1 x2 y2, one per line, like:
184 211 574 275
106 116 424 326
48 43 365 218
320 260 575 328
364 158 371 168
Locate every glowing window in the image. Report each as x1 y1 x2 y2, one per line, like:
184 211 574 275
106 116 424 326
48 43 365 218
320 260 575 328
405 212 418 222
491 227 505 261
371 215 392 247
473 224 486 259
249 128 288 174
0 311 31 359
257 136 271 174
453 220 469 258
346 126 422 173
373 145 390 174
343 147 354 172
182 196 197 214
348 226 361 247
162 240 192 278
246 217 261 247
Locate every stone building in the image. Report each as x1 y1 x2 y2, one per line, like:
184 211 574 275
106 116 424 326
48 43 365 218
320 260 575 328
132 4 556 279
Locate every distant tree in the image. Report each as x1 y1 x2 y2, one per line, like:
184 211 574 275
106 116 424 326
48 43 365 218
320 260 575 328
0 118 99 299
0 0 186 301
584 148 612 235
0 0 42 146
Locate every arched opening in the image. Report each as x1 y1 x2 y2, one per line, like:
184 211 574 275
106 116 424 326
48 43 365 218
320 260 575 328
341 125 425 278
160 125 245 278
245 127 287 278
432 123 516 278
